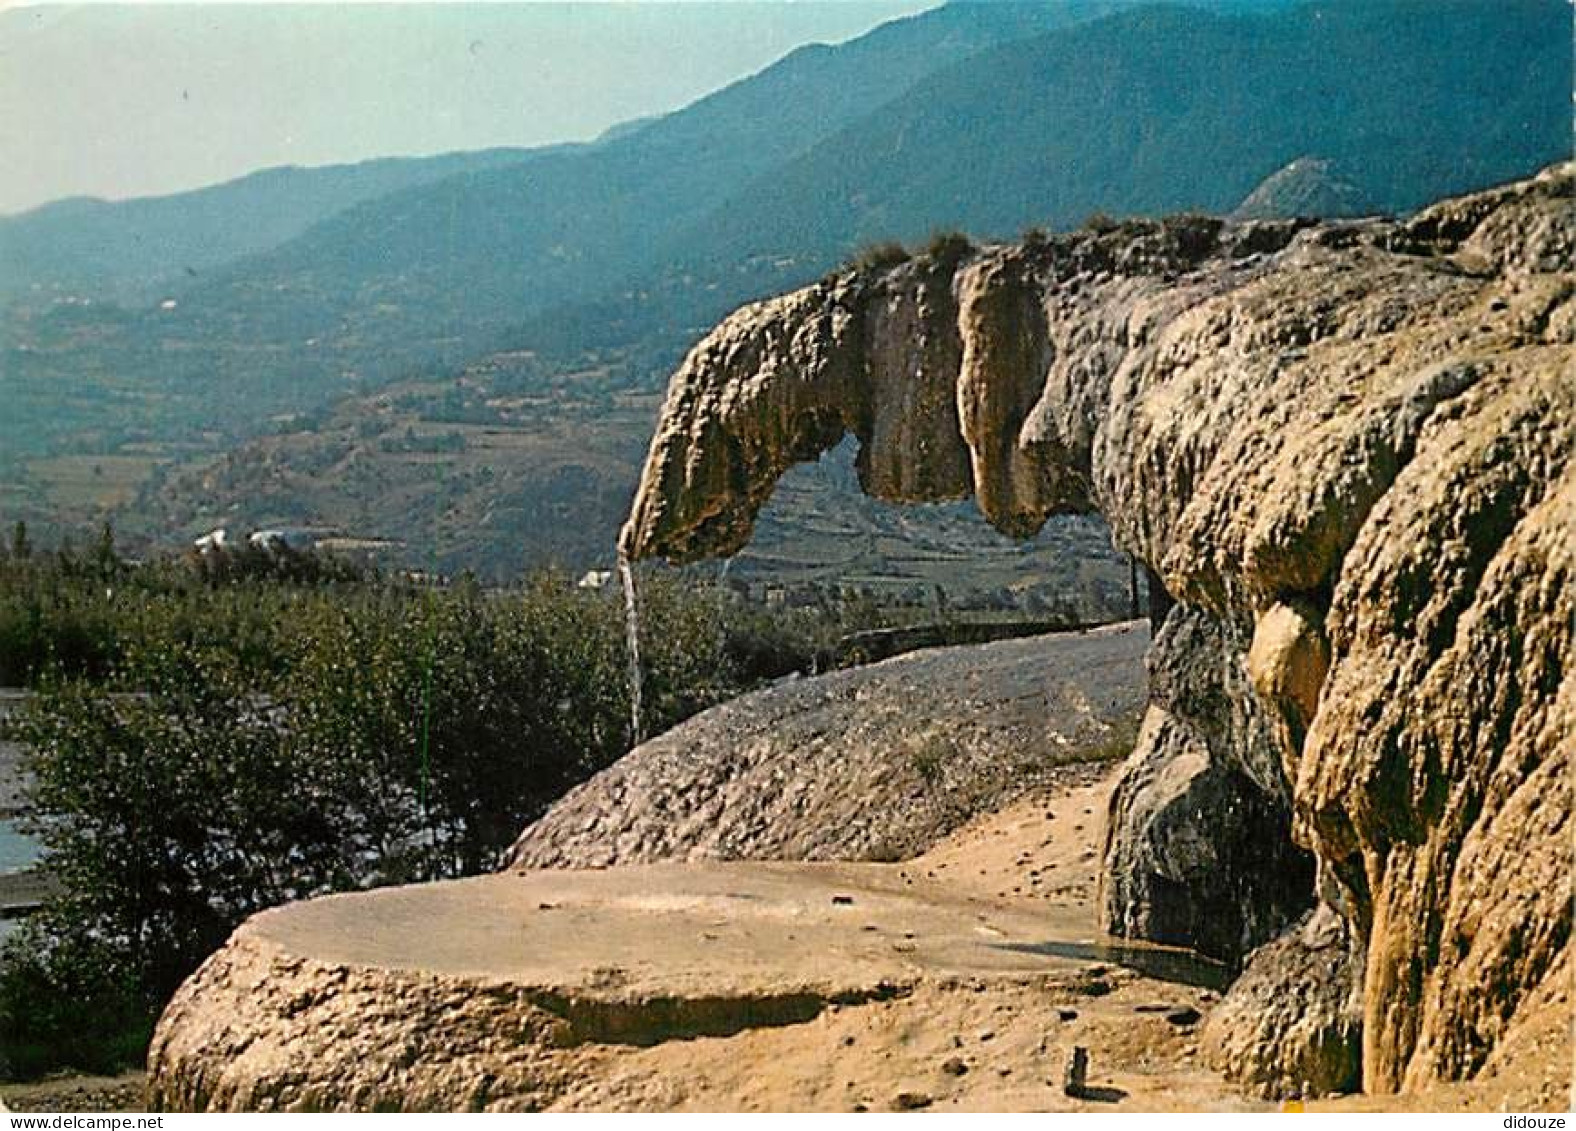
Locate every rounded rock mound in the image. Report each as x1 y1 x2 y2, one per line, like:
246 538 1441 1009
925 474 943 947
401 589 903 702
507 623 1148 869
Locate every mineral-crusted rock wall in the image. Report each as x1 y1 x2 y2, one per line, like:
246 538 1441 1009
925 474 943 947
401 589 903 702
1100 605 1313 966
618 165 1575 1094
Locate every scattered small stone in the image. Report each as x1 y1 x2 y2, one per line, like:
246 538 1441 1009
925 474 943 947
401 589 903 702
537 902 556 910
892 1092 933 1111
1076 979 1112 997
843 1035 857 1048
997 1066 1013 1078
978 1029 996 1042
941 1057 969 1077
832 894 855 906
952 1035 964 1049
1165 1007 1202 1027
851 1103 868 1113
1062 1046 1090 1097
1134 1003 1169 1013
1057 1008 1079 1021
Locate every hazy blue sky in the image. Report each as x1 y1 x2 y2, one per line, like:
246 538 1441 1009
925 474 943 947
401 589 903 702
0 1 936 215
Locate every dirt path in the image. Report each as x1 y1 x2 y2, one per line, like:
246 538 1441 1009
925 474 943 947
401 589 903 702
0 1073 146 1113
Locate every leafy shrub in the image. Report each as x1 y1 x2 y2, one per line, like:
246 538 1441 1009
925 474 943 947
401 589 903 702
923 229 974 266
0 545 863 1078
0 921 152 1081
852 240 910 272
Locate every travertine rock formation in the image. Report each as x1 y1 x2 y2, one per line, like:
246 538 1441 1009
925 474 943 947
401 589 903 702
1100 602 1314 965
508 625 1147 870
619 165 1574 1094
1200 906 1362 1098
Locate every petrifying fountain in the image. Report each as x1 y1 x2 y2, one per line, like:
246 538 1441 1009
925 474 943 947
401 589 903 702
617 551 644 747
617 164 1574 1096
145 166 1571 1111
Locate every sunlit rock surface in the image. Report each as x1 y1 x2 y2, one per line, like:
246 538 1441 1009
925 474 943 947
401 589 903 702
619 164 1574 1093
508 625 1147 870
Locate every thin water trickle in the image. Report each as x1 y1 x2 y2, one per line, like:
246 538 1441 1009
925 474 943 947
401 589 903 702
618 553 644 747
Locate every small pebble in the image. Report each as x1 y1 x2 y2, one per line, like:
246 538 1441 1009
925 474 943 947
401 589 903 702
941 1057 969 1077
892 1092 933 1111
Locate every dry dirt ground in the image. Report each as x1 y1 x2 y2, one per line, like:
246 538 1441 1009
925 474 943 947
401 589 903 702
539 773 1255 1113
0 1074 146 1113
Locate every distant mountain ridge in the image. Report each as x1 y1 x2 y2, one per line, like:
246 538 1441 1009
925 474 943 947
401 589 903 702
677 0 1567 267
1232 157 1373 220
141 1 1131 350
506 0 1570 383
2 0 1570 576
0 148 547 305
3 0 1128 473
